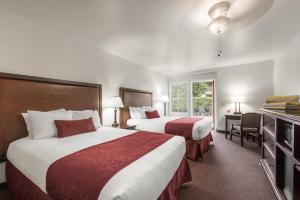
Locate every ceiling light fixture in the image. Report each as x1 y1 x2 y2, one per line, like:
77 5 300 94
207 1 232 57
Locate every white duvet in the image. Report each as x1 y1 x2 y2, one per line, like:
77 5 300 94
127 116 213 140
7 127 186 200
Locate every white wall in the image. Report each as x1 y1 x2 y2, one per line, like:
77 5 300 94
217 61 274 130
0 8 168 126
274 32 300 96
169 61 274 130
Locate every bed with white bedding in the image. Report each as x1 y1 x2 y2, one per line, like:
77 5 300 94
7 127 190 200
127 116 213 141
119 87 214 160
1 73 191 200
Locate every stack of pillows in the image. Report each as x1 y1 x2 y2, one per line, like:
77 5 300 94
22 109 101 139
129 106 160 119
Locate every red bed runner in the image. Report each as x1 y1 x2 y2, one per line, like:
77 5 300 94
46 131 173 200
165 117 203 140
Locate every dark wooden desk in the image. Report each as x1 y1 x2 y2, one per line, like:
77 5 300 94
225 114 242 139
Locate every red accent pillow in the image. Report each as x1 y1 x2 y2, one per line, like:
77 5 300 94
145 110 160 119
54 118 96 138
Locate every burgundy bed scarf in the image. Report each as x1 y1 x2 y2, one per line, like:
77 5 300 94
6 131 192 200
6 159 191 200
165 117 213 160
46 131 174 200
165 117 203 140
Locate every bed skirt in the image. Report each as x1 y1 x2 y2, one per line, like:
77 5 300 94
6 157 191 200
186 132 213 161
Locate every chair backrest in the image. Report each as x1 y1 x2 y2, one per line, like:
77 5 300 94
242 113 261 128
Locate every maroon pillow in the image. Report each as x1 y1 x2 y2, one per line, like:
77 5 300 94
54 118 96 138
145 110 160 119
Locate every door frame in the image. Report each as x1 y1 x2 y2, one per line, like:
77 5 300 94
190 79 216 128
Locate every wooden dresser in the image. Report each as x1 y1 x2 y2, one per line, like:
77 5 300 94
260 109 300 200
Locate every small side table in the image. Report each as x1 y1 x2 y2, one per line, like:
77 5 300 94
105 125 136 130
225 114 242 139
0 155 7 189
0 155 7 163
120 125 136 130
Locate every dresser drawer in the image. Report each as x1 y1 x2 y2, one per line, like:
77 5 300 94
263 114 275 134
263 130 276 155
264 147 276 181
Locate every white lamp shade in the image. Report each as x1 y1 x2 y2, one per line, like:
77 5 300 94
233 94 243 103
161 95 170 103
107 96 124 108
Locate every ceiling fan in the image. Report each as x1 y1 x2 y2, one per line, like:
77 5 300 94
207 1 232 57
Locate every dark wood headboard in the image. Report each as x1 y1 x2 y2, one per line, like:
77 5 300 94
0 72 102 158
119 87 152 127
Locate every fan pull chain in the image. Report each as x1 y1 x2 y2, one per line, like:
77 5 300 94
217 32 222 57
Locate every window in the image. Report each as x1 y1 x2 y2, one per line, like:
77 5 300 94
170 82 188 113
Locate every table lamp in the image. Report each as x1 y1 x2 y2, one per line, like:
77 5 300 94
233 94 242 114
161 95 169 116
107 96 124 127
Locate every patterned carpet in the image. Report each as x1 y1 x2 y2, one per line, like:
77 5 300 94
179 132 276 200
0 132 275 200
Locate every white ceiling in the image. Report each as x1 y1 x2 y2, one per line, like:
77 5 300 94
0 0 299 75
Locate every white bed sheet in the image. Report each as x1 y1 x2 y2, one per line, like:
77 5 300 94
7 127 186 200
127 116 213 140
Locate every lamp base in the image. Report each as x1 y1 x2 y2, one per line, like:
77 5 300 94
112 107 119 127
112 122 119 127
233 112 242 115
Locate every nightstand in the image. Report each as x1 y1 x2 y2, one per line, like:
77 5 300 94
0 155 7 189
105 125 136 130
0 155 6 163
121 125 136 130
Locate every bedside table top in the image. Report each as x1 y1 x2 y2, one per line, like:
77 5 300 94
0 155 7 163
104 125 136 130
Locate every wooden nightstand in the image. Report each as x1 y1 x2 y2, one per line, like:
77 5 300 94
105 125 136 130
0 155 7 190
0 156 6 163
120 125 136 130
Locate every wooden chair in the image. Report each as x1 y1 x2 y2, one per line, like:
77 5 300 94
230 113 261 146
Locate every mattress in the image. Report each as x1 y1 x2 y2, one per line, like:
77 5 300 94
127 116 213 140
7 127 186 200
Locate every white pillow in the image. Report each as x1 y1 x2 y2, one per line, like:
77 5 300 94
22 109 66 138
71 110 101 128
135 107 147 119
142 106 156 112
28 111 72 139
129 106 137 119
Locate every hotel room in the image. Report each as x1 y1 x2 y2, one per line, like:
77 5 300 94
0 0 299 200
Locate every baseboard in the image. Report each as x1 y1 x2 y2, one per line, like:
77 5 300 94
0 182 7 190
